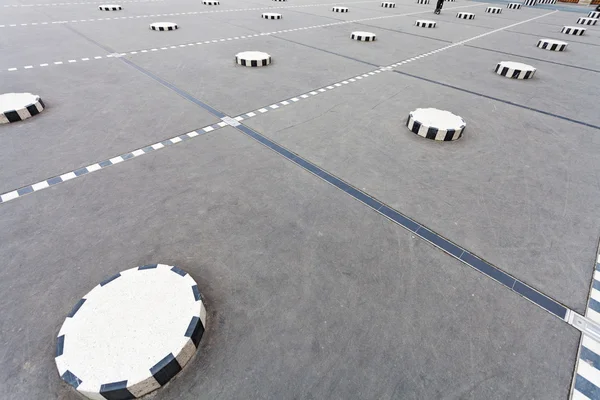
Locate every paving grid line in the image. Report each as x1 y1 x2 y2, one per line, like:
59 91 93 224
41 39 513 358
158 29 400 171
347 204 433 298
0 9 556 204
1 3 482 72
2 0 163 7
3 5 600 365
0 6 584 319
463 44 600 74
233 121 572 320
571 242 600 400
393 70 600 130
0 122 226 204
0 0 386 29
229 10 562 124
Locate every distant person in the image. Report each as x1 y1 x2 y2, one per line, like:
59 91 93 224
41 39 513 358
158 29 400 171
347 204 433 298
434 0 443 14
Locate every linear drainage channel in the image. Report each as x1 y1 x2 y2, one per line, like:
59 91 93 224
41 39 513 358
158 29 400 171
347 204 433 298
233 122 600 338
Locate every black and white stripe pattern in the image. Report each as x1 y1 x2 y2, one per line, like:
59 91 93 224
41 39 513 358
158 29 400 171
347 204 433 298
523 0 536 6
150 22 178 30
406 111 465 141
0 94 45 124
577 17 598 25
0 122 225 203
202 0 219 4
507 2 521 9
332 6 348 12
415 19 436 28
456 12 475 19
561 25 586 35
351 31 376 41
589 11 600 19
272 0 286 2
416 0 429 4
381 1 395 7
98 4 122 10
486 6 502 13
536 0 555 4
235 51 272 67
261 12 282 19
495 61 536 79
55 264 207 400
536 38 567 51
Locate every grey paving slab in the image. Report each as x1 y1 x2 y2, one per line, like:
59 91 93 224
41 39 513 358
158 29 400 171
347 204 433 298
507 13 600 45
269 22 453 65
202 6 343 33
396 44 600 127
356 12 492 42
0 4 50 24
33 0 209 20
243 69 600 312
66 10 259 52
0 126 578 400
462 29 600 72
283 1 417 20
0 60 219 194
130 35 376 116
0 25 105 69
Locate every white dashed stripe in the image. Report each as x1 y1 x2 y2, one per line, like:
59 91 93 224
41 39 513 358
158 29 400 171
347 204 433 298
0 0 384 28
1 3 482 73
0 123 224 204
3 0 162 6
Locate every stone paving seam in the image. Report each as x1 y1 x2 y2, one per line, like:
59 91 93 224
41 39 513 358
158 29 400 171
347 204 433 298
463 44 600 74
0 122 225 204
0 0 383 29
232 121 573 321
394 70 600 130
1 3 481 72
231 10 556 123
571 244 600 400
0 8 583 328
2 0 162 7
0 6 550 203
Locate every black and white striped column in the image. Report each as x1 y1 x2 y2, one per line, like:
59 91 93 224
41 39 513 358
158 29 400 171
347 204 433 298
262 12 282 19
495 61 536 79
456 12 475 19
0 93 45 124
406 108 466 141
236 51 272 67
486 6 502 13
577 17 598 25
98 4 122 10
415 19 436 28
561 26 586 35
537 38 568 52
351 31 376 41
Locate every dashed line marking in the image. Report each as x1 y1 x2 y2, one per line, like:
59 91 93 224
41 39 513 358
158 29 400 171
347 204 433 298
0 9 556 205
0 0 418 29
0 122 225 204
1 3 481 72
229 10 557 124
3 0 162 6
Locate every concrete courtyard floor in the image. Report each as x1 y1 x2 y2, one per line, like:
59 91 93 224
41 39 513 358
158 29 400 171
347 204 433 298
0 0 598 398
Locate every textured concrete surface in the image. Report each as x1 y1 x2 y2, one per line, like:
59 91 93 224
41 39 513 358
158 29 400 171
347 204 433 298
0 0 597 398
0 127 578 399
